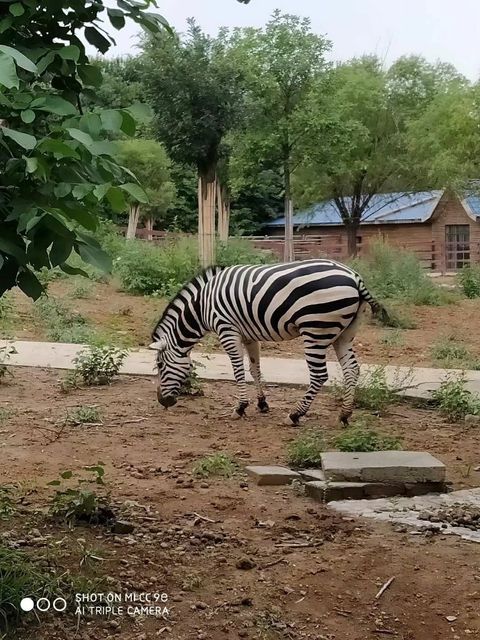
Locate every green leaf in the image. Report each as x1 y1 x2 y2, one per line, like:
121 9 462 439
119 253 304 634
9 3 24 17
120 182 149 203
67 127 94 147
78 64 103 87
88 140 117 156
59 263 89 278
84 27 111 54
120 110 136 136
93 183 111 200
100 109 123 131
0 51 19 89
31 95 77 116
54 183 72 198
59 45 80 62
0 45 37 73
25 157 38 173
17 269 43 300
1 127 36 150
76 242 112 274
47 480 61 486
72 183 94 199
39 138 79 159
106 186 127 212
36 50 55 74
0 237 27 264
126 102 153 122
60 470 73 479
21 109 35 123
50 237 73 267
107 8 126 30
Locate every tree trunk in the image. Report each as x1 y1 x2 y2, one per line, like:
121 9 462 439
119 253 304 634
126 203 140 240
346 222 359 258
283 160 294 262
145 215 154 242
216 181 230 242
198 167 216 267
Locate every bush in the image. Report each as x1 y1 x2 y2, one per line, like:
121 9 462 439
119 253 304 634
352 240 459 306
334 420 402 452
287 429 324 467
216 239 274 267
432 375 480 421
458 265 480 298
73 345 127 386
193 453 237 478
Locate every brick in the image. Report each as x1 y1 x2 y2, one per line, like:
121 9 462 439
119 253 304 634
298 469 326 482
321 451 446 484
245 465 301 486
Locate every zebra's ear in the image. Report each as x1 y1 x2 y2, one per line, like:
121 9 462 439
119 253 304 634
149 337 167 352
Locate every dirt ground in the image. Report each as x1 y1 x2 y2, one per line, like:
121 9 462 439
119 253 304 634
1 369 480 640
6 278 480 369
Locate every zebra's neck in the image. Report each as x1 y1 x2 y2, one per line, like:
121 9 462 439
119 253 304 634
152 267 221 353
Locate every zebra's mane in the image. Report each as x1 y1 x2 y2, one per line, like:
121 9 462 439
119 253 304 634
151 266 224 340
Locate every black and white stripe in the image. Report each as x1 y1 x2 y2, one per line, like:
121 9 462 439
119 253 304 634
150 259 389 424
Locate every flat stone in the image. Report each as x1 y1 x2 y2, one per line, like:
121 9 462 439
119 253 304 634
305 481 367 502
465 414 480 427
321 451 446 484
245 465 301 486
404 482 448 497
111 520 135 535
298 469 326 482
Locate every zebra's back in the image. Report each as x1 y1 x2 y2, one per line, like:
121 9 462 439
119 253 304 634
204 259 363 343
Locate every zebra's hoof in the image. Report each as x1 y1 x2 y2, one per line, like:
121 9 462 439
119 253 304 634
287 412 301 426
339 414 350 427
257 398 270 413
232 410 243 420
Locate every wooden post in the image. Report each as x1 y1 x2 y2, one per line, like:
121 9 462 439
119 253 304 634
198 172 216 267
284 197 294 262
216 181 230 243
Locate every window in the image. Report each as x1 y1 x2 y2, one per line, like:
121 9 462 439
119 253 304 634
445 225 470 270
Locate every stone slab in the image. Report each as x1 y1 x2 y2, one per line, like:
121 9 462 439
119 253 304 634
321 451 446 484
305 480 447 503
298 469 326 482
245 465 301 486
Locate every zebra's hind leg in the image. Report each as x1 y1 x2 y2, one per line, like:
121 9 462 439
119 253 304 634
288 340 328 426
333 336 360 426
218 330 250 418
244 340 269 413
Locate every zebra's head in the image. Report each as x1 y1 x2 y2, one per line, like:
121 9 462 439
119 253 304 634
149 337 192 408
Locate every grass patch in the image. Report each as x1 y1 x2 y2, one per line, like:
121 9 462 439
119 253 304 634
431 336 479 369
66 406 102 426
287 429 324 468
0 486 16 520
0 294 15 335
334 417 402 452
70 279 94 299
380 329 405 348
192 453 237 478
432 375 480 421
352 240 460 307
33 295 97 344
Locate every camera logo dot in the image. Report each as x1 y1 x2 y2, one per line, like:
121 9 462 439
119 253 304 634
20 598 35 612
20 596 67 613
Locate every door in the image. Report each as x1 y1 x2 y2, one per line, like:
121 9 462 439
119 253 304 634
445 225 470 270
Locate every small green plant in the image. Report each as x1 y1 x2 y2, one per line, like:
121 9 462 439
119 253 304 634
73 345 127 386
0 294 15 334
33 295 97 343
181 573 203 592
70 279 94 299
381 329 404 348
431 336 472 368
287 429 324 467
432 375 480 421
458 265 480 298
0 408 13 423
193 453 236 478
66 406 102 426
334 419 402 452
48 464 111 525
180 362 204 396
354 366 395 412
59 370 80 393
0 486 16 520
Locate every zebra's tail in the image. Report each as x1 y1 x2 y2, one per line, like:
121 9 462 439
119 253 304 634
357 278 393 327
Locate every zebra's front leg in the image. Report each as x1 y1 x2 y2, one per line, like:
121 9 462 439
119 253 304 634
244 340 269 413
288 343 328 426
218 331 249 419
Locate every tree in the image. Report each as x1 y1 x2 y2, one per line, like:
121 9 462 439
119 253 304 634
117 139 176 239
0 0 167 298
295 56 473 257
139 22 244 266
227 11 331 260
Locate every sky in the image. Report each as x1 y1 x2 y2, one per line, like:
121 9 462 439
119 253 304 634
99 0 480 80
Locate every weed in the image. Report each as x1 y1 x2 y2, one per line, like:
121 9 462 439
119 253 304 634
48 464 111 526
290 478 306 496
66 406 102 426
354 366 395 412
0 295 14 334
73 345 127 386
431 336 473 368
458 264 480 298
380 329 404 348
0 408 12 423
76 541 104 568
0 486 16 520
287 429 324 468
193 453 236 478
0 345 16 382
432 375 480 421
180 362 204 396
334 418 402 452
181 573 203 592
70 279 93 299
59 370 80 394
33 295 97 344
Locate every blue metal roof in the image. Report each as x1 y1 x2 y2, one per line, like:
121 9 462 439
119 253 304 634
464 194 480 218
267 191 445 228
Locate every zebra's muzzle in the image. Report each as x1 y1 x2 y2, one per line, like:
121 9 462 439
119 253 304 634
157 390 177 409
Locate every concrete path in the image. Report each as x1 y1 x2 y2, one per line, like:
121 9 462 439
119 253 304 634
3 339 480 400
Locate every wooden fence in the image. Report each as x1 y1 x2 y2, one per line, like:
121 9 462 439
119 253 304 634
126 228 480 273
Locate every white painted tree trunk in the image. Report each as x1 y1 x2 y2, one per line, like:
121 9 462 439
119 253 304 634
145 215 154 242
126 203 140 240
284 197 295 262
216 181 230 242
198 172 216 267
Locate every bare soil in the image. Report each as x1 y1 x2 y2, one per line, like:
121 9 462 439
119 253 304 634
6 279 480 369
1 369 480 640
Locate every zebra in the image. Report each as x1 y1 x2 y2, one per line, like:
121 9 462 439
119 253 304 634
149 259 390 425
